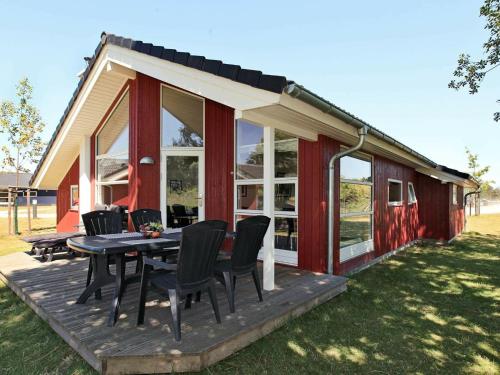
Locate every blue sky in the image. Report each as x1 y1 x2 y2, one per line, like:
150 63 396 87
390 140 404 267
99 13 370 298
0 0 498 185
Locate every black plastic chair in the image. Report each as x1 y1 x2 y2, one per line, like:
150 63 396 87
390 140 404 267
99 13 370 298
172 204 193 227
166 206 175 228
137 220 227 341
130 208 162 229
82 210 140 299
130 208 177 262
215 215 270 313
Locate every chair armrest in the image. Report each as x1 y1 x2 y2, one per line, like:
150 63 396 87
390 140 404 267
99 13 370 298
144 257 177 271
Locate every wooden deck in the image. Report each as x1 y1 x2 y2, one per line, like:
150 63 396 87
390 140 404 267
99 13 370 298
0 252 348 374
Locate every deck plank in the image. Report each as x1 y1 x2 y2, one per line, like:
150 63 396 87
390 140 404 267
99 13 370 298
0 252 347 374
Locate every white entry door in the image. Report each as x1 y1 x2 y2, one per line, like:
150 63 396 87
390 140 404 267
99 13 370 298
160 150 204 230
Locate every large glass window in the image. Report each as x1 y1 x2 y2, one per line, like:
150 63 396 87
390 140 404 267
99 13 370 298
234 123 299 263
161 85 203 148
96 92 129 206
339 153 373 254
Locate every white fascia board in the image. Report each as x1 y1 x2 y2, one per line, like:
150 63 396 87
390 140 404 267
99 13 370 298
241 109 318 141
105 44 281 111
32 51 109 189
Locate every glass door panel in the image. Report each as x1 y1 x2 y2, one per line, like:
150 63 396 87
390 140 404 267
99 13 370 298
163 152 204 229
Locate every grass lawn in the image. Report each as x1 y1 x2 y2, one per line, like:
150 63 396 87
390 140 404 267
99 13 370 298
1 214 499 374
0 205 56 256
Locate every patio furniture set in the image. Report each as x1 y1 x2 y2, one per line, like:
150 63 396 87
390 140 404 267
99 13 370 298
58 209 270 341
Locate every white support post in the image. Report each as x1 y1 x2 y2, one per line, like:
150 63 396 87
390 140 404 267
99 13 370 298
262 126 275 290
79 136 91 220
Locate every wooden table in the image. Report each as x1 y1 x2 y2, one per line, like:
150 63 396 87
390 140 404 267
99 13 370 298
67 232 180 326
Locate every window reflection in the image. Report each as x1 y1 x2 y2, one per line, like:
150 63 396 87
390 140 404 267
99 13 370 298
237 184 263 210
236 121 263 180
340 155 371 182
275 183 296 212
340 183 371 214
275 130 297 178
162 85 203 147
340 215 371 248
275 217 297 252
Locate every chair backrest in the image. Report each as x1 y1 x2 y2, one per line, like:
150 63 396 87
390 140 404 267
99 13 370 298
231 216 270 272
130 209 162 232
176 220 227 289
82 210 123 236
172 204 187 217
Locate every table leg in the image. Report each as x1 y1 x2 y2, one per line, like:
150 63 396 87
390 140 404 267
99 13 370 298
76 254 115 304
108 253 126 326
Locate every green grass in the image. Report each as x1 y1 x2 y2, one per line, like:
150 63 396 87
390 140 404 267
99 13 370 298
0 205 56 257
0 215 499 374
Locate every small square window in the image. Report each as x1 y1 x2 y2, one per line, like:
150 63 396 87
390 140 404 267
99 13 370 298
408 182 417 204
70 185 79 210
388 179 403 206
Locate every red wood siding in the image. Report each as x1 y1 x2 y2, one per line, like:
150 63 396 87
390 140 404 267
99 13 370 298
128 73 161 215
56 157 79 232
298 135 340 273
416 173 450 241
204 99 234 230
373 156 419 256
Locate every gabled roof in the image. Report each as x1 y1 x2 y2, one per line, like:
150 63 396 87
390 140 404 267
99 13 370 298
31 32 476 188
104 34 288 94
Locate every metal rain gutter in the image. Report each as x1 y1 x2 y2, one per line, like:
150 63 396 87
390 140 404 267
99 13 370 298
326 126 368 274
285 83 438 168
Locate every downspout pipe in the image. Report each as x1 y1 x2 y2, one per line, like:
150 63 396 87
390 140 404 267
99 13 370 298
327 125 368 274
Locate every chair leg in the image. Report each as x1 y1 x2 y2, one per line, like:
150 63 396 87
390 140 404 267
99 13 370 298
252 268 263 302
92 255 102 300
195 291 201 302
185 294 193 309
86 258 93 287
207 280 221 324
222 271 235 313
168 289 181 341
135 253 143 274
137 264 151 325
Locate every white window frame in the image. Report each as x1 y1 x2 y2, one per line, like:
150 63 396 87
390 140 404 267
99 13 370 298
94 89 130 206
452 184 458 205
388 178 403 206
70 185 79 211
339 151 374 263
408 182 417 205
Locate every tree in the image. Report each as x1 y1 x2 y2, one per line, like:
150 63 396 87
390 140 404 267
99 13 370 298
449 0 500 122
0 78 45 187
465 147 494 192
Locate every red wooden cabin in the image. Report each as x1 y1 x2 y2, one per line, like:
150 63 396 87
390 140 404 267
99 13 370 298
30 33 477 289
